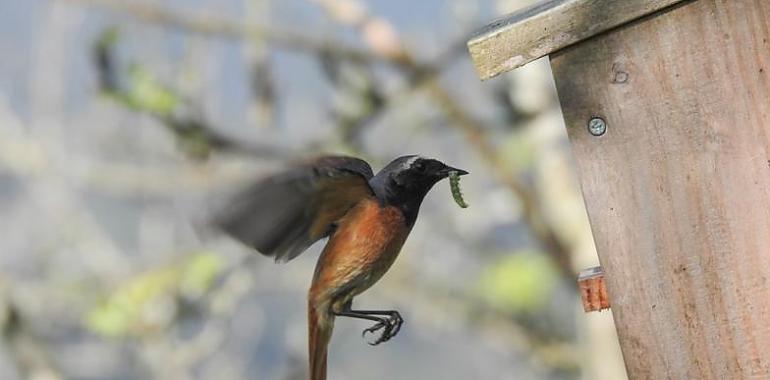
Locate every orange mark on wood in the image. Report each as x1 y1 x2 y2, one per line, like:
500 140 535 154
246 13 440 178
579 266 610 312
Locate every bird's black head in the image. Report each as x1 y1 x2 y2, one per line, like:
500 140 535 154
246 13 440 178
369 155 468 227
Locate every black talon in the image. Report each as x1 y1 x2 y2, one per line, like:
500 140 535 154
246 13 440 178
369 314 403 345
362 321 386 338
388 313 403 338
363 320 392 345
369 324 393 345
334 304 405 346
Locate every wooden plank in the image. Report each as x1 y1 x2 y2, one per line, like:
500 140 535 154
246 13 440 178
550 0 770 378
467 0 687 80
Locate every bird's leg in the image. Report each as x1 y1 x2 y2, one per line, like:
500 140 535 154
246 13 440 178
334 301 403 345
352 309 403 341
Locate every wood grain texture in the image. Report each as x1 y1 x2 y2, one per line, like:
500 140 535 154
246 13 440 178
468 0 687 80
551 0 770 378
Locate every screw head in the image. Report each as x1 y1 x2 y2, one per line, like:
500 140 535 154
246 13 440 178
588 117 606 136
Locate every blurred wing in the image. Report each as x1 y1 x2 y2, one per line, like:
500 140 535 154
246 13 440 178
213 156 375 262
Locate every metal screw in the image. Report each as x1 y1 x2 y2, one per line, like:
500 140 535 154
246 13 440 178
588 117 606 136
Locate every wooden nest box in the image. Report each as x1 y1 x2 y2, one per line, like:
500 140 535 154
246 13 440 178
468 0 770 378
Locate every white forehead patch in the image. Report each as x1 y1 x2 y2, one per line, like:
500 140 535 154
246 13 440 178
402 155 423 170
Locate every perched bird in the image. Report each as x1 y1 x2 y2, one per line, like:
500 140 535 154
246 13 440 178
213 155 468 380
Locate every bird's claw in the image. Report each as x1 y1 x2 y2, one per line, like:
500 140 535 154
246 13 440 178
362 322 385 340
362 312 403 346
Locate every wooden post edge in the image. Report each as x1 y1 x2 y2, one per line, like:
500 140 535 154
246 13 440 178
467 0 688 80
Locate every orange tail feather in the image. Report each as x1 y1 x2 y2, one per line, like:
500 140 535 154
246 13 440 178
308 302 333 380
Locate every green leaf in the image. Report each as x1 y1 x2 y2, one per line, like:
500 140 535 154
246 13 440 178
499 133 536 170
180 252 223 297
96 26 120 51
86 266 178 337
125 66 180 115
86 253 223 338
477 250 558 313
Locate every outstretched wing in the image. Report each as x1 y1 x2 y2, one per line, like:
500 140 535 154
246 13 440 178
212 156 375 262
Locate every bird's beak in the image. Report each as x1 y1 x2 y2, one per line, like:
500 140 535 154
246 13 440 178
440 165 469 177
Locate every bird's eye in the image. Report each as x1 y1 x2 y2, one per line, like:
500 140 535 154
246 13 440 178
413 161 426 172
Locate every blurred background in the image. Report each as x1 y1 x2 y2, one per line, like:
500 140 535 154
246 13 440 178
0 0 628 379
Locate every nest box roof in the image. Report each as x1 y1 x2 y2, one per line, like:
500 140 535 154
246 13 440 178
467 0 689 80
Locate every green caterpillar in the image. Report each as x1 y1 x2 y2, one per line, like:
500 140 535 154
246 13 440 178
448 171 468 208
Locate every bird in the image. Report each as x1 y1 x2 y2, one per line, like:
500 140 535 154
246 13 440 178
212 154 468 380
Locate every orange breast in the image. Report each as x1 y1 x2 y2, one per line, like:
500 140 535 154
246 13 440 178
309 197 410 307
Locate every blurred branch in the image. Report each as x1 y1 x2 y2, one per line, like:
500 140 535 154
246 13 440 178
78 0 472 162
425 80 578 281
316 36 468 151
86 252 255 379
73 0 469 158
93 28 292 160
60 0 408 66
249 51 276 129
307 0 411 63
318 52 386 152
245 0 277 131
380 268 580 374
139 259 257 380
0 286 64 380
0 122 258 196
168 257 257 375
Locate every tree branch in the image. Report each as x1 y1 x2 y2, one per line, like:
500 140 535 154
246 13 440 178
60 0 407 66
